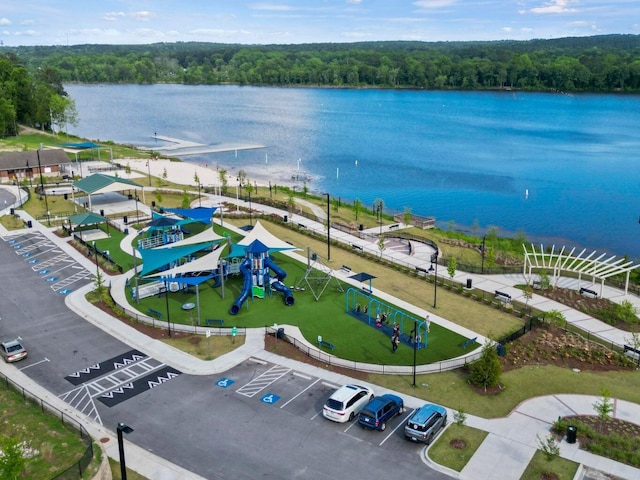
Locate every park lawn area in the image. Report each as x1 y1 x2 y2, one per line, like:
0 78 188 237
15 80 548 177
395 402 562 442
162 334 245 360
520 450 579 480
0 385 90 479
224 218 523 340
428 424 488 472
92 225 135 272
131 249 473 366
369 365 640 418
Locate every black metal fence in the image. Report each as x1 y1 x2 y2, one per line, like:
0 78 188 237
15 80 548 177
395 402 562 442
0 371 94 480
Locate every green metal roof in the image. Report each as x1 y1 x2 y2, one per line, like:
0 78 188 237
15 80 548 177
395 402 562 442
73 173 142 194
68 212 108 226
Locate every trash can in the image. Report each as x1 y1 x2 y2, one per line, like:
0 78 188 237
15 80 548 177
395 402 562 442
10 208 14 215
466 278 472 289
27 220 33 228
124 228 129 235
567 425 577 444
123 215 128 225
283 215 288 223
359 224 364 231
100 209 104 217
496 344 505 356
277 327 285 339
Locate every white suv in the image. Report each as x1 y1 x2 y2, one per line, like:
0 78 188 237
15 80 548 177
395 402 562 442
323 384 374 423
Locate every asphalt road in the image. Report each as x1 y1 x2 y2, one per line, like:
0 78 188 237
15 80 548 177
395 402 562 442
1 232 453 480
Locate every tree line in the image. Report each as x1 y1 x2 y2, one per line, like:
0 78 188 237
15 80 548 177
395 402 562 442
0 52 77 137
6 34 640 93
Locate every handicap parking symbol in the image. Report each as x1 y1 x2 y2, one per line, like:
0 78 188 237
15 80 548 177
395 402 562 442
38 269 50 275
260 393 280 405
59 289 72 295
14 245 22 250
22 252 31 258
216 378 234 389
28 259 39 264
46 276 58 282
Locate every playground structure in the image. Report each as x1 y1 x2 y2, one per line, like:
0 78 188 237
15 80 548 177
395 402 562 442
229 239 294 315
295 248 344 301
345 288 428 349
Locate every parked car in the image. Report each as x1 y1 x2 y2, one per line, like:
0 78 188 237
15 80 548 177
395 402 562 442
404 403 447 443
0 339 27 363
358 394 404 431
323 384 375 423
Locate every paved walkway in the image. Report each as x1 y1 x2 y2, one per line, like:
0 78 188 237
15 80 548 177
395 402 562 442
1 184 639 480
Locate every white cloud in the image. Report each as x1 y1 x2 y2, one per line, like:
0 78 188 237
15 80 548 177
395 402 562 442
14 30 38 37
131 11 154 22
521 27 534 32
0 17 12 26
188 28 252 38
104 12 126 22
346 0 362 4
413 0 457 8
530 0 578 14
502 27 513 32
20 19 35 26
250 3 295 11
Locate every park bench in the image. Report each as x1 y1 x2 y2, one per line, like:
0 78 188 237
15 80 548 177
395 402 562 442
388 224 399 230
361 286 372 295
495 290 512 303
298 223 307 229
579 287 598 298
341 265 352 273
624 345 640 361
148 308 163 319
461 337 478 349
318 340 335 351
205 318 224 327
351 244 363 252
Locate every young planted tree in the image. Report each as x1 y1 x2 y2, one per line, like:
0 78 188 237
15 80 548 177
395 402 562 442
447 257 457 280
181 188 190 208
593 388 614 433
377 236 386 258
354 198 362 221
536 433 560 464
403 206 411 226
218 168 228 195
0 436 27 479
522 284 533 313
469 341 502 391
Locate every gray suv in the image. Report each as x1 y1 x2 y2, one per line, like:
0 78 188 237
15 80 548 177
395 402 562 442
404 403 447 443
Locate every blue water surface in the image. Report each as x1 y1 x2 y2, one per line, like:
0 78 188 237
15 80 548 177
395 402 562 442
64 84 640 258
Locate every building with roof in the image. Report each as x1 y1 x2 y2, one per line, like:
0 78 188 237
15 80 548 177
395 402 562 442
0 149 71 184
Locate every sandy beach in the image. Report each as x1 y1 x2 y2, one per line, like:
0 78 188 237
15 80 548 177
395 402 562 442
119 157 313 192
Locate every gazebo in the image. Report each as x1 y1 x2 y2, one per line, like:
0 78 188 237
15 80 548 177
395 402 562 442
67 212 110 240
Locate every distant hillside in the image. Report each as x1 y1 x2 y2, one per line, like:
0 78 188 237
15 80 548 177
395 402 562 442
6 34 640 92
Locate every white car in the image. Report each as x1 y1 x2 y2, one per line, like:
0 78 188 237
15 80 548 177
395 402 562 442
323 384 374 423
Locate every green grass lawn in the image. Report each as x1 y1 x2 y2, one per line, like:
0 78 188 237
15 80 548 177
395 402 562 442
520 450 579 480
428 424 488 472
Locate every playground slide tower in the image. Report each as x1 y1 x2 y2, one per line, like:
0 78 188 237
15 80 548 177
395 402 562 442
229 241 294 315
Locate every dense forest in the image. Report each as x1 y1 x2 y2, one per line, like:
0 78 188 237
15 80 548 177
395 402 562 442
6 34 640 92
0 52 76 137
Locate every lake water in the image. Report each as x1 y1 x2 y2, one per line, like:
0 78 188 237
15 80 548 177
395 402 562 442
64 84 640 259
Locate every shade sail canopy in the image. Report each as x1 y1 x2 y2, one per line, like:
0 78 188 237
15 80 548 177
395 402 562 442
139 242 213 276
148 216 181 228
145 244 227 278
152 227 225 249
73 173 143 195
237 220 296 251
68 212 108 227
162 207 217 224
349 272 377 282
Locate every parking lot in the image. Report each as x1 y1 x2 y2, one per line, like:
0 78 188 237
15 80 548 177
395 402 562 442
4 231 94 295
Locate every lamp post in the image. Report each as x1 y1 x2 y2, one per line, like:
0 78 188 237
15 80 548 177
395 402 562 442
248 189 253 226
13 180 22 207
134 194 139 225
481 235 486 274
162 285 172 337
36 148 51 226
429 252 438 308
116 422 134 480
146 160 151 186
235 184 239 212
323 193 331 261
92 241 99 277
412 319 418 387
198 183 202 207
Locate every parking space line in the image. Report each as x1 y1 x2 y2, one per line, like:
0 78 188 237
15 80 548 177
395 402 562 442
379 408 414 446
322 381 339 389
248 357 267 365
292 372 312 380
236 365 291 398
280 378 320 409
18 358 50 370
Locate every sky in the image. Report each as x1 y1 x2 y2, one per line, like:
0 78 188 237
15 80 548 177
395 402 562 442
1 0 638 47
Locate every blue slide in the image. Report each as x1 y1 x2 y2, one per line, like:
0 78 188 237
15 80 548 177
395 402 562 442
229 258 252 315
265 256 295 306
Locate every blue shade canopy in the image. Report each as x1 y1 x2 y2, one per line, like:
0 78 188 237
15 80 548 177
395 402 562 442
246 239 269 254
162 207 217 224
157 274 214 286
139 242 213 276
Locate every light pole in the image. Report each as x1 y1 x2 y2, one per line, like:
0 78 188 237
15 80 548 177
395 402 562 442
323 193 331 261
162 285 172 337
481 235 486 274
235 184 239 212
248 189 253 226
429 252 438 308
36 148 51 226
134 194 139 225
146 160 151 186
198 183 202 207
92 241 99 277
116 422 134 480
412 319 418 387
13 180 22 207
